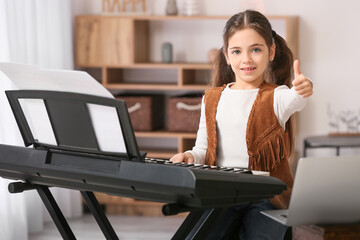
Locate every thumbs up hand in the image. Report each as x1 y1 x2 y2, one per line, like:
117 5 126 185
292 60 313 98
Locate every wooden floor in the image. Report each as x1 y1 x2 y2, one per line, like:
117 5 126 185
29 214 186 240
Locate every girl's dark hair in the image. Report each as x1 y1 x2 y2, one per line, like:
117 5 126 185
210 10 295 156
211 9 294 88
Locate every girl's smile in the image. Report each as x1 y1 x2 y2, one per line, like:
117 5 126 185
241 66 256 74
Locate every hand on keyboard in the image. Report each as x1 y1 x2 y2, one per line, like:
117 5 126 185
170 152 194 164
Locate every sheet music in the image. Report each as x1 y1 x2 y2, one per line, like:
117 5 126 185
0 62 126 153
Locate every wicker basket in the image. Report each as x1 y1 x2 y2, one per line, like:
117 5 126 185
116 95 164 131
167 96 201 132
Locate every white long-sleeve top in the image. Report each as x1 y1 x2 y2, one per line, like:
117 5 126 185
187 83 308 168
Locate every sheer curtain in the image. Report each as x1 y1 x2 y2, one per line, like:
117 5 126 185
0 0 83 239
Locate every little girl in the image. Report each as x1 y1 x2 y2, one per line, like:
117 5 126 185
170 10 313 239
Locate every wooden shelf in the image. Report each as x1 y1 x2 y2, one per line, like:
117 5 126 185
81 14 230 20
140 149 177 159
104 83 208 91
103 64 210 89
93 192 166 216
135 130 197 138
81 14 296 21
77 62 212 70
93 192 187 217
136 131 197 158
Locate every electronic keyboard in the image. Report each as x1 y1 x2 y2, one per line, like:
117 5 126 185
0 144 286 208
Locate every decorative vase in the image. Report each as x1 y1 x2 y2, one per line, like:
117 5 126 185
166 0 178 15
183 0 199 16
162 42 173 63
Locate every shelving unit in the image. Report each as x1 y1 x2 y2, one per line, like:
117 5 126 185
75 14 298 159
75 14 298 215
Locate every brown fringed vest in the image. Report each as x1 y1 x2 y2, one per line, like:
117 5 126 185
204 82 294 209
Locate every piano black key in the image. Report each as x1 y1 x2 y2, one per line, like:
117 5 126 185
155 159 166 164
184 163 194 167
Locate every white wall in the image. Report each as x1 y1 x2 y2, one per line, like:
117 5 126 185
77 0 360 157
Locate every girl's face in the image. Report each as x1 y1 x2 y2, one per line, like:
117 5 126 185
224 28 275 89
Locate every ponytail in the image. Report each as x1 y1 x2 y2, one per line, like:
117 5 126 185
210 47 234 87
268 32 294 88
270 32 295 158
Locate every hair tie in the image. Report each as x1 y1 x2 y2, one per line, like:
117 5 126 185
272 30 277 37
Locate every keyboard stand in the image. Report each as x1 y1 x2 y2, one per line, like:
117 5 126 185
171 208 227 240
81 191 119 240
8 181 227 240
8 182 119 240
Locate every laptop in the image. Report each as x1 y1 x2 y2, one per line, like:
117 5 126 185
261 155 360 226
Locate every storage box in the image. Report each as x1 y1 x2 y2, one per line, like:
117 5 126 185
167 96 202 132
116 95 164 131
